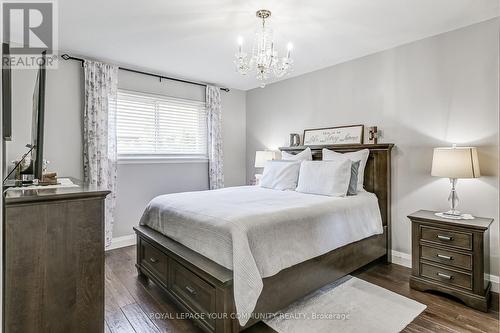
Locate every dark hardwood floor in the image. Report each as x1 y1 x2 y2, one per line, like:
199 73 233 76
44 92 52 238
105 246 499 333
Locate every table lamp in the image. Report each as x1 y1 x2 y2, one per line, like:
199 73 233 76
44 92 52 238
254 151 279 184
431 145 480 219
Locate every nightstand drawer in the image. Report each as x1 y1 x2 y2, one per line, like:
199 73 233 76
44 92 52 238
421 245 472 270
420 262 472 290
421 225 472 250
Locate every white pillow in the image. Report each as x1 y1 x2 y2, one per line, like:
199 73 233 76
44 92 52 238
281 147 312 161
260 161 301 191
322 148 370 191
296 160 352 197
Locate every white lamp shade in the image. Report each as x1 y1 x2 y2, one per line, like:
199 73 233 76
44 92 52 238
255 151 279 168
431 147 480 179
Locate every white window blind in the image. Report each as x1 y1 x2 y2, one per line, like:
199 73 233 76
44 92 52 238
115 90 208 159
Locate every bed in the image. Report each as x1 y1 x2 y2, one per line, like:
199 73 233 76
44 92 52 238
134 143 393 333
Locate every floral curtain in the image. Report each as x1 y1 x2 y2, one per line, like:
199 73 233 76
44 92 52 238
83 60 118 248
206 85 224 189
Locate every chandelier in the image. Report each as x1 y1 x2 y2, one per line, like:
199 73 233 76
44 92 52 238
235 9 293 88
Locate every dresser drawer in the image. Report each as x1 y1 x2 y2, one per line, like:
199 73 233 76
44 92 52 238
420 262 472 290
421 245 472 270
140 240 168 280
169 260 216 330
420 225 472 250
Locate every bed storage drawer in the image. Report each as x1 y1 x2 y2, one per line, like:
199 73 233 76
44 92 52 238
169 260 217 330
139 239 168 280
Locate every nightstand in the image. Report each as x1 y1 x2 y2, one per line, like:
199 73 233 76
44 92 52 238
408 210 493 312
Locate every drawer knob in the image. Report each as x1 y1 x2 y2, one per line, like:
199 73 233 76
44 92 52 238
437 254 453 260
437 272 453 280
437 235 453 241
149 257 158 263
185 285 197 296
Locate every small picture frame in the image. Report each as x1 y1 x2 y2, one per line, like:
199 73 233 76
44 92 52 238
303 125 364 145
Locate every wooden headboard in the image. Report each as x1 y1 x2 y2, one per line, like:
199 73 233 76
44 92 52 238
279 143 394 228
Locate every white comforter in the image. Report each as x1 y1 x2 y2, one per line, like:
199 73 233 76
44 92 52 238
139 186 383 325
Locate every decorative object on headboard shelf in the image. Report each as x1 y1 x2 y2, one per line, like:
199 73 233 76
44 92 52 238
368 126 378 144
289 133 300 147
303 125 364 145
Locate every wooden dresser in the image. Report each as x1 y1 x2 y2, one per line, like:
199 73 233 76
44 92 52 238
408 210 492 311
3 182 109 333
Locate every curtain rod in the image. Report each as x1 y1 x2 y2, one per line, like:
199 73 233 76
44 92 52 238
60 54 230 92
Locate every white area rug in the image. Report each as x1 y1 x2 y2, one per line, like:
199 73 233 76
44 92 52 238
264 276 426 333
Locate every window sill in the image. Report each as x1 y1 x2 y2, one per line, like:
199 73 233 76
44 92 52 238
117 156 209 165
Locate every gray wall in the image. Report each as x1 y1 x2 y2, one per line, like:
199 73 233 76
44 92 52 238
7 61 247 239
246 19 499 275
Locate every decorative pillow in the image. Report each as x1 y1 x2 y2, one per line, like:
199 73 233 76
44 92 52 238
295 160 352 197
347 160 360 196
281 147 312 161
322 148 369 191
260 161 301 191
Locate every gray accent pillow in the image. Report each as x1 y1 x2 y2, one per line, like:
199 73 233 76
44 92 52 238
281 147 312 161
347 160 361 196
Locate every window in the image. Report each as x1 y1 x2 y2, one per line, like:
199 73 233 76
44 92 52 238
115 90 207 160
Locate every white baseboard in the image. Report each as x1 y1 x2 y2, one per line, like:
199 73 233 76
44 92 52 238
485 274 500 293
391 250 412 268
391 250 499 293
106 234 136 251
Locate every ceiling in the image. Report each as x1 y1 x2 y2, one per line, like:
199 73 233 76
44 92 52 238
54 0 499 90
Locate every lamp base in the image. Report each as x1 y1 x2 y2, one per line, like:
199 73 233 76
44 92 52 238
437 178 474 220
443 209 462 217
435 211 475 220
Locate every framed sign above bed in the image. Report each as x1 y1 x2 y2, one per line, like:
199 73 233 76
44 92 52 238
303 124 364 145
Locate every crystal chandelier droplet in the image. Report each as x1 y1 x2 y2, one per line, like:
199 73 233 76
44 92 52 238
234 10 293 88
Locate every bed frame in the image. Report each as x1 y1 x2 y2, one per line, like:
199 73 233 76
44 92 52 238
134 143 394 332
